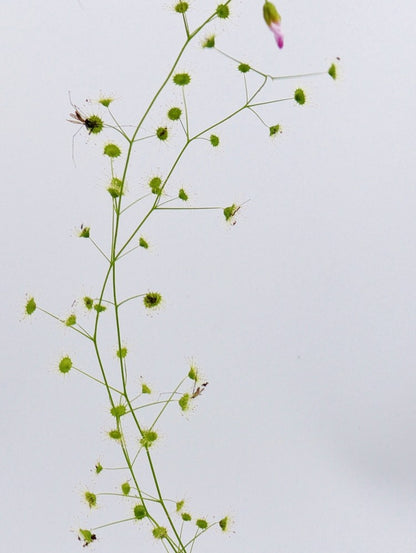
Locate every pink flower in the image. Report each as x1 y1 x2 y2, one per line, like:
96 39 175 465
269 20 284 49
263 1 284 49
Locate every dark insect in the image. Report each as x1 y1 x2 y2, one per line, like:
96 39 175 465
191 381 208 399
78 533 97 547
67 108 101 135
67 92 104 164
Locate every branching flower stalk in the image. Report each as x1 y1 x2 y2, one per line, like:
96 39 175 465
25 1 337 550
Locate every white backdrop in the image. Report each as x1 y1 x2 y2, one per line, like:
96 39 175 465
2 1 416 552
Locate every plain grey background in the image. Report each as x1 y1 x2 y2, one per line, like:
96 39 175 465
2 1 416 552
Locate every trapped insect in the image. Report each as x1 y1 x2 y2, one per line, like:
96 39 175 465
191 381 208 399
67 92 103 164
67 98 103 135
78 533 97 547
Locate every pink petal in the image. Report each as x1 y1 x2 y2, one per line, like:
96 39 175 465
270 21 284 49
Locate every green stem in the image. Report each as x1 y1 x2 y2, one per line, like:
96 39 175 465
249 97 293 108
156 206 222 211
117 293 145 308
72 366 123 394
88 237 110 261
149 377 187 431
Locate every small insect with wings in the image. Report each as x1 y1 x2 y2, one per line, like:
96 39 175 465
67 100 103 135
223 199 250 226
191 381 208 399
67 92 104 163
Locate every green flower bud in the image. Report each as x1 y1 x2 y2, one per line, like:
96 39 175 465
79 225 90 238
107 177 124 198
216 4 230 18
238 63 250 73
168 107 182 121
263 1 281 26
84 491 97 509
173 73 191 86
294 88 306 105
210 134 219 147
143 292 162 309
103 143 121 158
156 127 168 141
65 314 76 326
175 2 189 13
134 504 147 520
179 393 190 411
188 364 198 381
196 518 208 529
25 297 36 315
83 296 94 310
269 124 281 136
108 429 122 440
140 429 158 448
178 188 188 201
58 356 72 374
219 516 229 531
328 63 337 80
203 35 216 48
149 177 162 195
121 481 131 495
116 347 128 359
110 404 126 418
152 527 168 539
99 97 114 107
139 236 149 249
141 383 151 394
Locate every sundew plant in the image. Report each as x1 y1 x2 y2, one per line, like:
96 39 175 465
25 1 337 550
